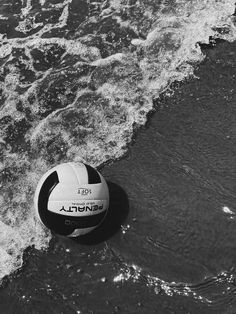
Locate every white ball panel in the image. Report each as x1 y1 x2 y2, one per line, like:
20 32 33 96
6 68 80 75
56 163 78 184
69 162 89 184
100 175 109 198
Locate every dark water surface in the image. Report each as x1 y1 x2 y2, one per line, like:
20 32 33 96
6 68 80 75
1 40 236 314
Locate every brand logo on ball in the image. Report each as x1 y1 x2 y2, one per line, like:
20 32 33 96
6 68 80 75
78 188 91 195
60 204 103 213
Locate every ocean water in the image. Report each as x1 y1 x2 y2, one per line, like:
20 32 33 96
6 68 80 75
0 0 236 312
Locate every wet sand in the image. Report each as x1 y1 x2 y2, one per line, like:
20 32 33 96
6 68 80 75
1 40 236 314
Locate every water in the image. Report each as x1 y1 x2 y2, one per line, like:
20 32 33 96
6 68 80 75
0 0 236 312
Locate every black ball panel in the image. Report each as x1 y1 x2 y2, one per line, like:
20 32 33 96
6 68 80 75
84 164 101 184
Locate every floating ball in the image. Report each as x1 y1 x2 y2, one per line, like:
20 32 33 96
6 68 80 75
34 162 109 237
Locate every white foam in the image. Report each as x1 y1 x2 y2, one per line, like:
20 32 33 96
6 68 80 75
91 52 124 66
58 0 73 28
222 206 235 215
39 0 46 6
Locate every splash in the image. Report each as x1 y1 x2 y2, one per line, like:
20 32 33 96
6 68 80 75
113 260 236 306
0 0 236 282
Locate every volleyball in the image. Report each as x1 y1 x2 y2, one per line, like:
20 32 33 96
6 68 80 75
34 162 109 237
